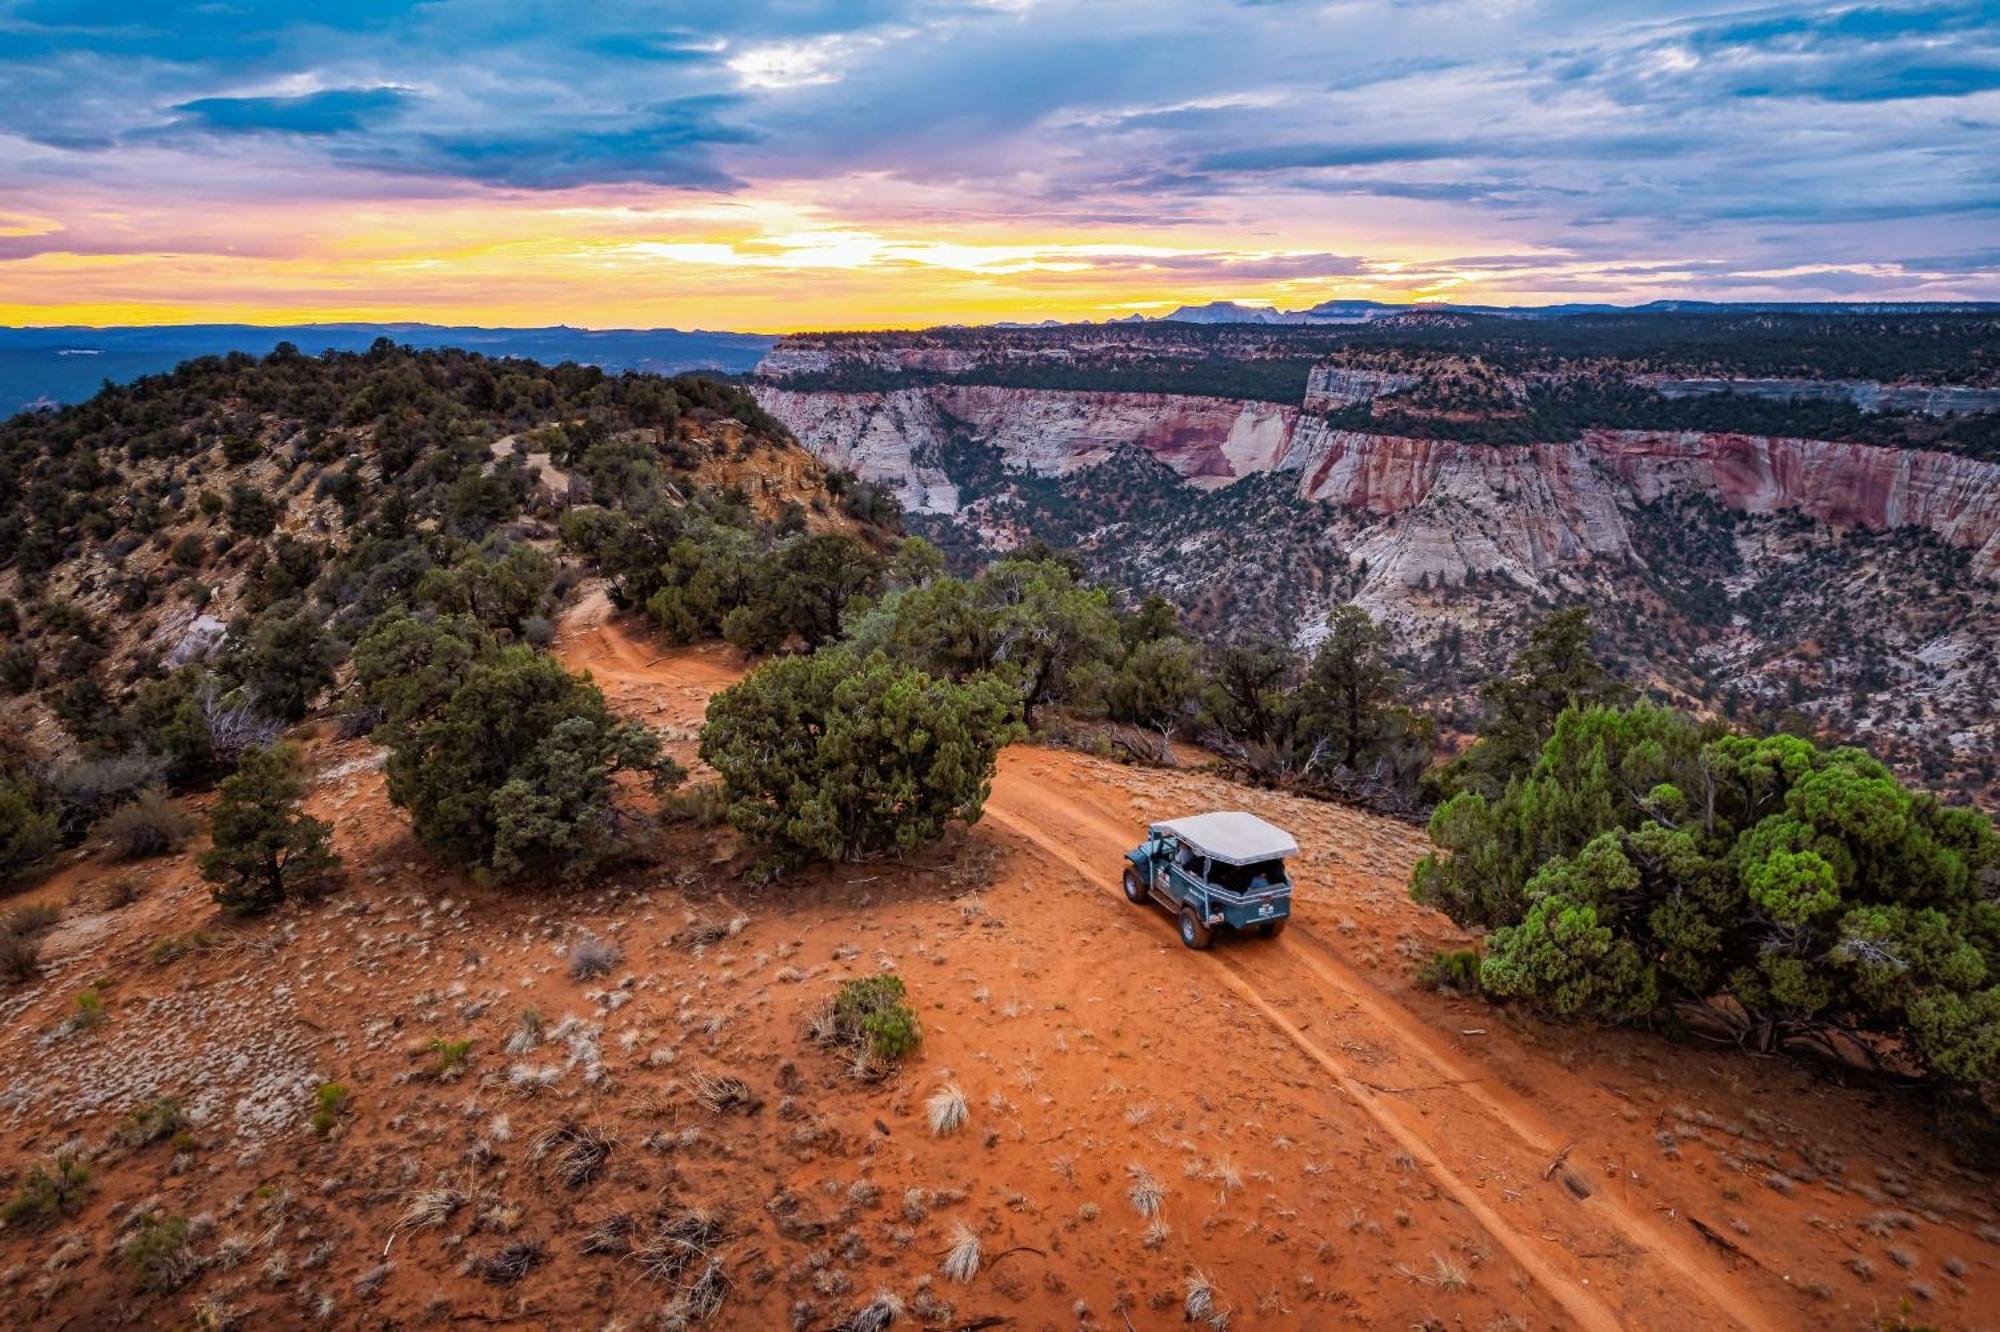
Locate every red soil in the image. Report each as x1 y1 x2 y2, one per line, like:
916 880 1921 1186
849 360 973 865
0 601 1995 1330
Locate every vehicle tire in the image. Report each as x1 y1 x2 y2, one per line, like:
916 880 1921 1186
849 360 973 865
1122 866 1147 904
1178 907 1213 951
1260 917 1287 938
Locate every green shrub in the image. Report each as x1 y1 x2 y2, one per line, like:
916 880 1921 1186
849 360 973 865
357 614 678 881
121 1211 196 1292
115 1095 190 1147
97 790 196 860
69 986 107 1031
170 533 208 569
0 642 36 694
430 1038 472 1077
1416 950 1484 995
1412 705 2000 1089
0 776 60 882
701 648 1021 867
233 605 340 721
200 743 340 913
0 1153 92 1226
832 974 923 1062
310 1081 350 1136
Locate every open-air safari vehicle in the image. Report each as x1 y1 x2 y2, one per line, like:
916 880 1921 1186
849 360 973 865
1122 811 1298 949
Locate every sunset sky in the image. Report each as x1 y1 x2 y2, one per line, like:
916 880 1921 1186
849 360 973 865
1 0 1996 330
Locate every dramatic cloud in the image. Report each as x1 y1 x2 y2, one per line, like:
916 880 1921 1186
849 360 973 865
0 0 1994 327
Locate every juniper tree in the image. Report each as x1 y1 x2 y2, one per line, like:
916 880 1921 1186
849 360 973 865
701 648 1022 866
200 743 339 913
1412 703 2000 1090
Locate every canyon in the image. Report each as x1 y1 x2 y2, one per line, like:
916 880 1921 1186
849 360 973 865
755 382 2000 586
751 315 2000 796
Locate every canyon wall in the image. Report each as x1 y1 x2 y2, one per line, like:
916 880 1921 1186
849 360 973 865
757 384 2000 582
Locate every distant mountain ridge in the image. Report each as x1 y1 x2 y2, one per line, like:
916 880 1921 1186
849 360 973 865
1156 298 2000 325
0 322 780 414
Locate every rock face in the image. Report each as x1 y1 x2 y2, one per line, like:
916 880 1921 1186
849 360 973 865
756 385 1298 509
1281 423 2000 585
758 383 2000 583
1644 377 2000 416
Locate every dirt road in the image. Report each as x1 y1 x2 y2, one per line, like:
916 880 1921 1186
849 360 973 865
555 611 2000 1330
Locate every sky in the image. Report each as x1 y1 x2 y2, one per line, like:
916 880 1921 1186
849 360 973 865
0 0 1996 330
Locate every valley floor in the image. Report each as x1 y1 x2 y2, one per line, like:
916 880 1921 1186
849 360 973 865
1 599 1995 1329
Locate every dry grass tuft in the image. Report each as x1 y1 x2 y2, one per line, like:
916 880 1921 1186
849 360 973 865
477 1238 545 1284
580 1212 635 1256
1126 1165 1164 1219
1184 1269 1223 1325
688 1071 761 1115
841 1290 904 1331
529 1122 613 1189
926 1084 969 1136
390 1178 466 1246
941 1222 980 1284
568 934 620 981
630 1207 732 1324
1432 1252 1470 1291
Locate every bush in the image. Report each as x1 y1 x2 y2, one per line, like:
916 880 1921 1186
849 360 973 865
0 1153 91 1226
310 1081 350 1136
234 605 341 721
701 648 1022 867
569 935 619 980
0 776 58 883
1416 950 1483 994
147 929 217 965
127 668 219 786
357 614 678 881
43 753 166 847
1412 705 2000 1089
70 986 107 1031
97 790 195 860
660 781 729 827
430 1038 473 1077
115 1095 190 1147
832 974 922 1062
0 924 42 985
0 641 36 694
121 1211 196 1293
200 743 340 913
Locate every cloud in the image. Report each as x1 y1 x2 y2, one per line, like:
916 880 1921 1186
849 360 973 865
375 98 762 190
0 0 1996 313
169 87 415 135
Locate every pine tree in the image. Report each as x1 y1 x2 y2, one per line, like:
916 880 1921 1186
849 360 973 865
200 744 339 913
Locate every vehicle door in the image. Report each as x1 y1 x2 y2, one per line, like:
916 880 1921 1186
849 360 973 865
1165 841 1209 909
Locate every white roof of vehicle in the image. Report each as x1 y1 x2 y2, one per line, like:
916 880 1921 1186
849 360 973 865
1149 811 1299 866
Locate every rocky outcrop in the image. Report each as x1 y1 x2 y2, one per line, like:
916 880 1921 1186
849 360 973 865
757 384 1298 509
1642 376 2000 417
1301 366 1420 411
754 386 962 513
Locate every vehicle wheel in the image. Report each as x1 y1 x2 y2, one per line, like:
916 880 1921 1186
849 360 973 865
1122 866 1147 904
1260 917 1288 938
1178 908 1213 951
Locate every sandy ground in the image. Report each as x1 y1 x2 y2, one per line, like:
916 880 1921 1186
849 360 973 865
0 601 1995 1330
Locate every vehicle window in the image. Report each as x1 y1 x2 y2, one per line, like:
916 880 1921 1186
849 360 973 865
1173 844 1196 869
1210 859 1287 892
